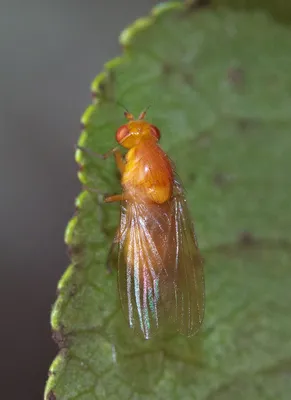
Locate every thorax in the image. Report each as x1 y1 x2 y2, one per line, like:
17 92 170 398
122 141 174 204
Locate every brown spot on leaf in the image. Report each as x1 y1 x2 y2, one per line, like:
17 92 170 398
91 88 97 100
213 173 226 187
188 172 197 182
67 244 83 259
227 67 245 87
52 329 68 350
239 231 255 246
93 70 115 102
46 391 56 400
69 283 78 297
183 72 195 87
162 62 174 75
66 245 73 259
104 70 115 102
185 0 211 11
74 261 84 270
98 81 106 95
238 118 250 132
77 163 84 173
237 118 260 133
213 172 235 187
196 131 212 148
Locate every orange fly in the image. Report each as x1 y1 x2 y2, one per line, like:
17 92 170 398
80 108 204 339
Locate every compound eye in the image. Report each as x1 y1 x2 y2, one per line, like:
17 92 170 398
116 125 129 143
150 125 161 140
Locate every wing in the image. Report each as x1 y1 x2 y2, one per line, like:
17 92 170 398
108 181 204 339
166 180 205 336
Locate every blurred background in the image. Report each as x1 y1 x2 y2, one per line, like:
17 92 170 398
0 1 153 398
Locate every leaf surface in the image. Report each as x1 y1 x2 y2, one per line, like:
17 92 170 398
45 3 291 399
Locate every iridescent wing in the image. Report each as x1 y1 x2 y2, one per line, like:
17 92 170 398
108 181 204 339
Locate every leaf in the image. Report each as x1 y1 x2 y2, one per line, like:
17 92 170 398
45 3 291 400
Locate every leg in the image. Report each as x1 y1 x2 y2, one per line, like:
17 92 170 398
77 145 125 175
112 149 125 175
82 187 125 204
77 146 127 201
82 186 103 195
77 144 120 159
104 193 125 203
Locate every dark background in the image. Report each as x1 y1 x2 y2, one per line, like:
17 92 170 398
0 1 153 398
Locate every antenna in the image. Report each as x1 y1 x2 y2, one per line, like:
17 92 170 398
116 100 134 120
138 105 151 120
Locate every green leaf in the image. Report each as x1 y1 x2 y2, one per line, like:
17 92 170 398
45 3 291 400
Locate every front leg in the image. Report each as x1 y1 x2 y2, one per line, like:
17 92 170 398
81 187 126 203
104 193 131 203
76 145 125 175
112 148 125 175
77 145 128 202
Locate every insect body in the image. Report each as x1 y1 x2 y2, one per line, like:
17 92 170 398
84 109 204 339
